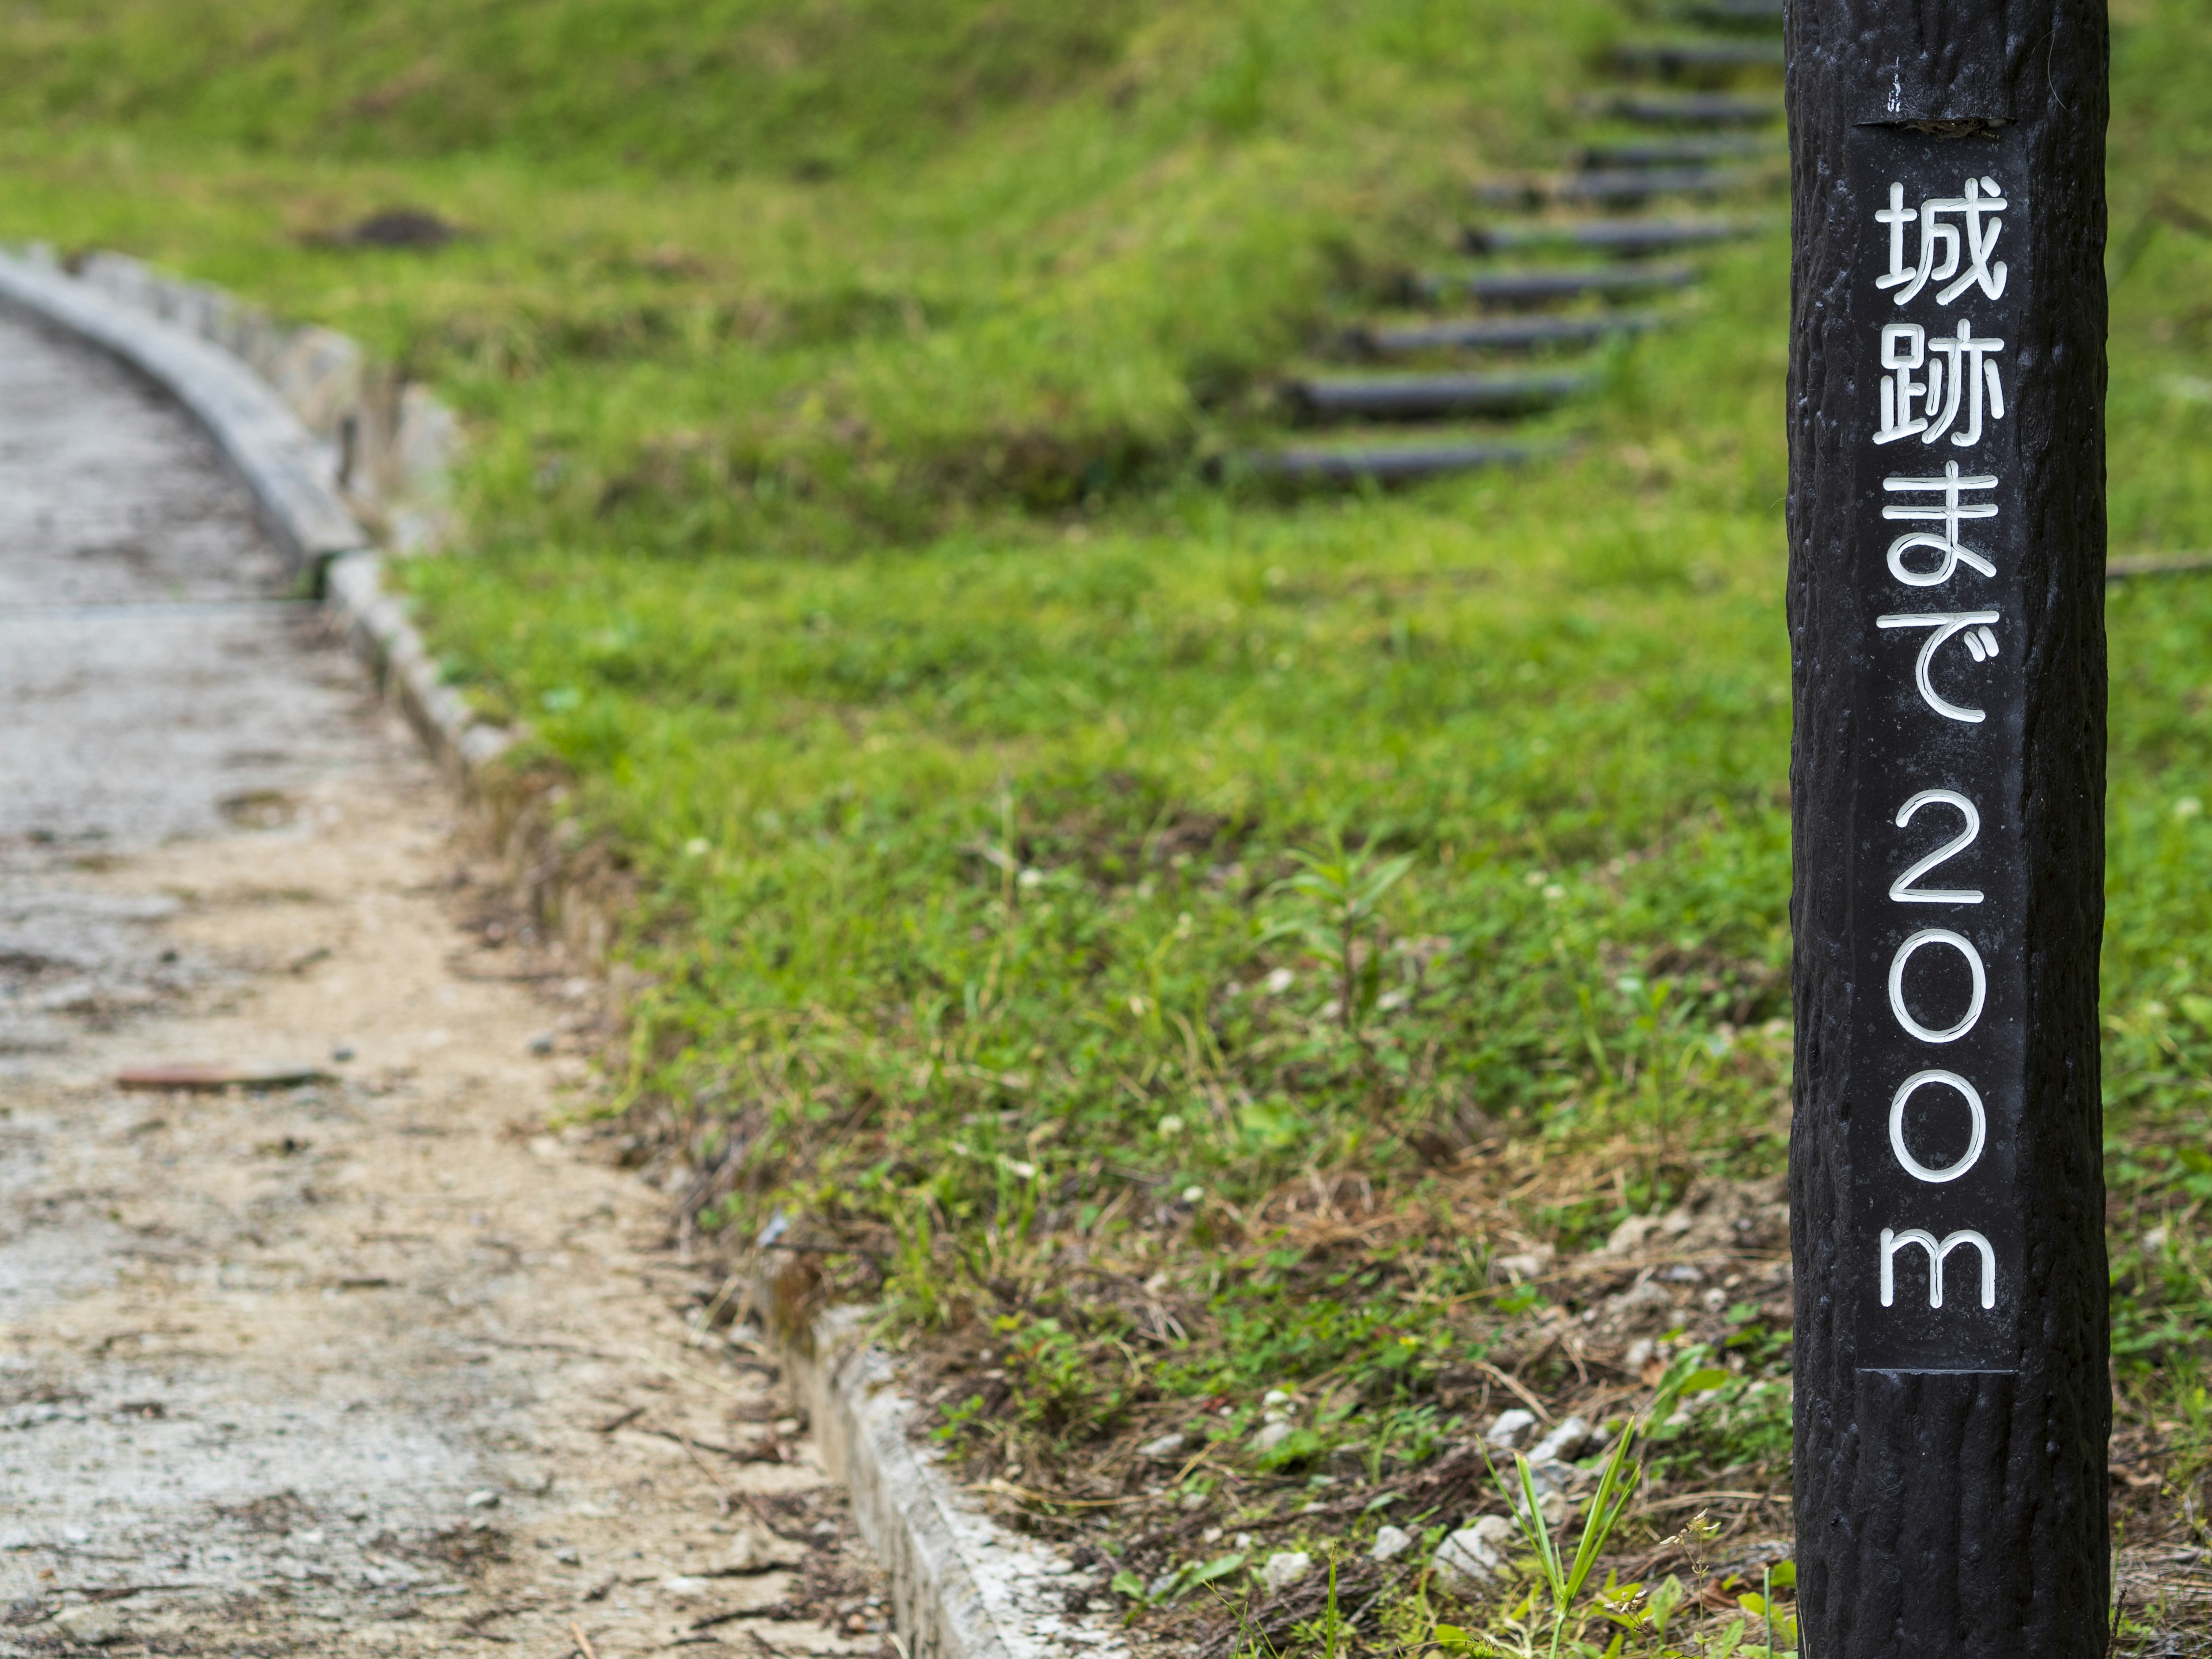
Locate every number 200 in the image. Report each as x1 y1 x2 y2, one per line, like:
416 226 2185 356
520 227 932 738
1877 789 1995 1310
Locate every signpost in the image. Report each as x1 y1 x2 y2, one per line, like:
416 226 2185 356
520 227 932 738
1786 1 2109 1653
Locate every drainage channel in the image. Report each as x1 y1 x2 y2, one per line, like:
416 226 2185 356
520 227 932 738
1235 0 1785 485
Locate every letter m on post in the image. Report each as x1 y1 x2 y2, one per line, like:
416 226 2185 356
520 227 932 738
1880 1226 1997 1309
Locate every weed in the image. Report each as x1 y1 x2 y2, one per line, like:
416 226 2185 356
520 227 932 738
1262 834 1416 1044
1478 1351 1726 1659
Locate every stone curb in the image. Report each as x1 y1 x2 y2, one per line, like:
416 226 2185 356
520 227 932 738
0 252 367 571
0 250 512 781
756 1287 1127 1659
0 246 1122 1659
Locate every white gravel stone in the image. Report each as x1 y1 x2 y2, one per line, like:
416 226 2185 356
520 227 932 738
1259 1551 1313 1593
1139 1431 1188 1460
1529 1415 1594 1464
1369 1525 1413 1562
52 1604 127 1645
1249 1420 1296 1455
1431 1515 1516 1593
1493 1247 1554 1282
1483 1408 1538 1449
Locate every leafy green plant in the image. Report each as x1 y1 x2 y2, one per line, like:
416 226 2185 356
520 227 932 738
1262 835 1416 1041
1111 1551 1247 1619
1480 1350 1728 1659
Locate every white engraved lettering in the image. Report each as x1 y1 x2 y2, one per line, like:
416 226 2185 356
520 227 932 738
1884 463 2000 585
1888 927 1988 1043
1876 324 1930 445
1875 612 2002 722
1880 1226 1998 1309
1890 789 1984 904
1888 1070 1988 1184
1933 177 2010 305
1873 324 2007 449
1875 176 2009 307
1923 320 2006 446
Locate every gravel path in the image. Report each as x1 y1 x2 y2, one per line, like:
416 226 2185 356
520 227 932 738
0 316 882 1657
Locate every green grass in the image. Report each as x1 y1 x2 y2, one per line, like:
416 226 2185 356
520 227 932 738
4 0 2212 1649
0 0 1622 533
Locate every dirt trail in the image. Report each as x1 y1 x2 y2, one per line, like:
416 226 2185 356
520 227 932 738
0 316 881 1656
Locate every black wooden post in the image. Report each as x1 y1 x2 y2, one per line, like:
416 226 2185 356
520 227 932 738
1786 1 2109 1654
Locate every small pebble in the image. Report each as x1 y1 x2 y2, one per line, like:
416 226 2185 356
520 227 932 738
1529 1415 1594 1464
1259 1551 1312 1593
526 1032 555 1056
1484 1408 1537 1449
465 1488 501 1509
1370 1524 1413 1562
1431 1516 1516 1593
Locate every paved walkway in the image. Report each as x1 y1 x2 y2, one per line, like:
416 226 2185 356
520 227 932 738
0 316 878 1657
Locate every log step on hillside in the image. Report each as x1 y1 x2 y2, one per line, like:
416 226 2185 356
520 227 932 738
1609 38 1786 77
1350 311 1661 357
1284 370 1593 422
1673 0 1785 28
1463 216 1757 256
1420 262 1700 306
1232 438 1556 486
1594 92 1783 126
1476 166 1771 208
1577 135 1781 168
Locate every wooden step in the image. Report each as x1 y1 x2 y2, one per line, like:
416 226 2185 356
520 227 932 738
1351 312 1661 356
1476 165 1771 209
1421 263 1700 306
1577 135 1781 168
1284 370 1592 422
1611 37 1785 76
1676 0 1785 29
1232 438 1556 486
1595 92 1782 126
1464 216 1756 257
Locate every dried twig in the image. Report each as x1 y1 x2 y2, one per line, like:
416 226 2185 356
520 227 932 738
1472 1359 1554 1422
637 1423 777 1461
1641 1490 1791 1512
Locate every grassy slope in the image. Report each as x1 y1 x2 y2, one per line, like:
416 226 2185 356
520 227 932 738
0 0 1611 527
3 0 2212 1647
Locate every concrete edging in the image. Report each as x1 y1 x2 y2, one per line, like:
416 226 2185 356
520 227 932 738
760 1288 1126 1659
0 247 1121 1659
0 251 510 781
